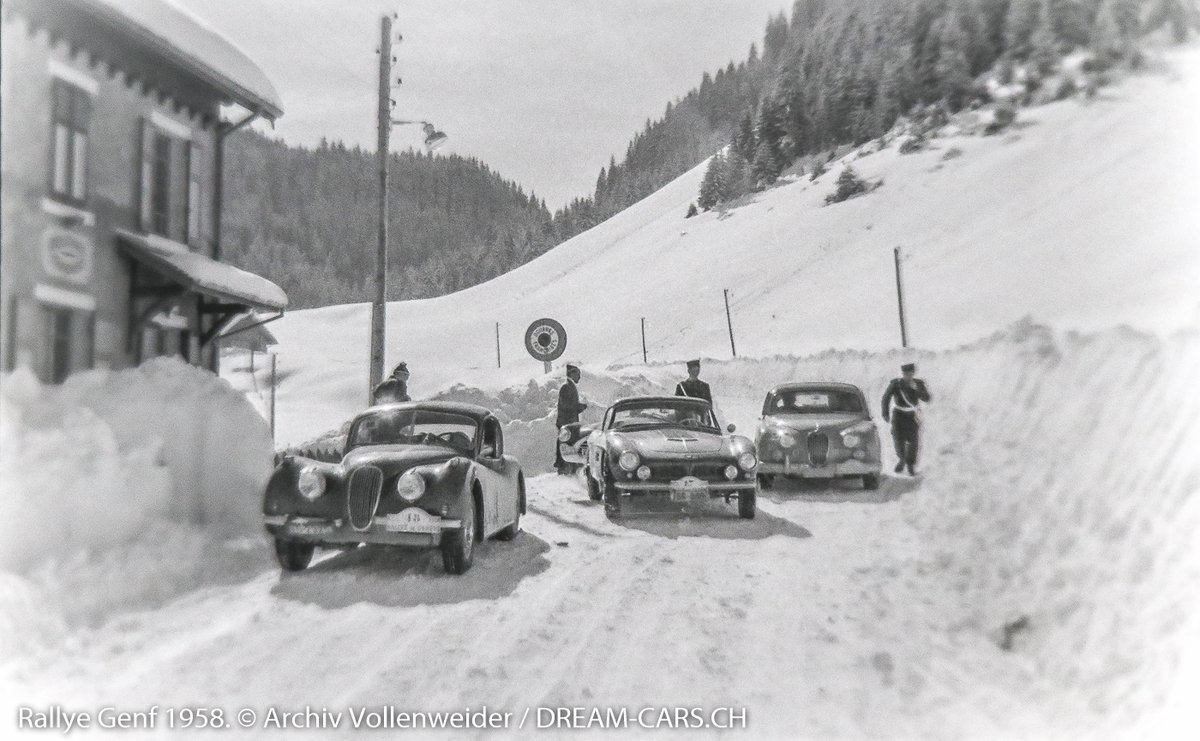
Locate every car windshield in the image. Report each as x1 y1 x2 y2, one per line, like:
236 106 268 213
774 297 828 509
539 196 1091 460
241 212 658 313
764 388 863 415
609 400 718 430
348 409 477 453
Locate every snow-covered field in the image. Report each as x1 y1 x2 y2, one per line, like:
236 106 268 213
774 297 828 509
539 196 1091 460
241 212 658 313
2 46 1198 740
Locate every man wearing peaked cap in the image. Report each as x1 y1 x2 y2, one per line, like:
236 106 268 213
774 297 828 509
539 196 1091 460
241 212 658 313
554 363 587 474
675 359 713 405
881 362 931 475
372 361 412 404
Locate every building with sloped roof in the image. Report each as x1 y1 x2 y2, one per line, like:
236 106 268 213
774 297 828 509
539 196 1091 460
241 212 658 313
1 0 288 382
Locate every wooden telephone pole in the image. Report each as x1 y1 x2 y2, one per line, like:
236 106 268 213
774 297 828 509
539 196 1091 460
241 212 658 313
894 246 909 348
368 15 393 403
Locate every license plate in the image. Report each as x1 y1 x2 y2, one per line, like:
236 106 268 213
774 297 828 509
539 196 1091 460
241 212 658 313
669 476 708 502
386 507 442 534
289 522 334 536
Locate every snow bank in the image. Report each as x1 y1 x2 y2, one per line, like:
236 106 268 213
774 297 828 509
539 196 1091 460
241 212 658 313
0 358 273 571
0 358 274 659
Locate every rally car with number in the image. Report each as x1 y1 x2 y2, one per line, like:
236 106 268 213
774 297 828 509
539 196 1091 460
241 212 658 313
561 396 758 519
755 382 882 490
263 402 526 574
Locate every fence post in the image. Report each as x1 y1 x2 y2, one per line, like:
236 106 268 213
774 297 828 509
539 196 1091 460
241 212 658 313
723 288 737 357
495 322 501 368
893 246 908 348
640 317 648 364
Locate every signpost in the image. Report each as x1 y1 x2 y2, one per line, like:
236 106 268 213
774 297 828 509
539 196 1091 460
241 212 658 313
524 318 567 374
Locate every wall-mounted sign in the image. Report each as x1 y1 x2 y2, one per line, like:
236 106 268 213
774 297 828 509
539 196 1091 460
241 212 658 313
41 229 94 285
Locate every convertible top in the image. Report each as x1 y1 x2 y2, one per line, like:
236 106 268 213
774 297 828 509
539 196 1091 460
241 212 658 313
358 400 494 422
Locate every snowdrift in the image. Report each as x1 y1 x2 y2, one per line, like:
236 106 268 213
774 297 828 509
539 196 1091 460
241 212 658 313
0 359 274 657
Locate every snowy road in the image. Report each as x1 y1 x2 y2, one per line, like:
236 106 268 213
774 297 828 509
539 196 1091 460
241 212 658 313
7 473 1041 739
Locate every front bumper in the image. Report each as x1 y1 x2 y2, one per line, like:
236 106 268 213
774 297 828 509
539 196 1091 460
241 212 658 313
264 510 462 547
757 459 879 478
613 480 756 499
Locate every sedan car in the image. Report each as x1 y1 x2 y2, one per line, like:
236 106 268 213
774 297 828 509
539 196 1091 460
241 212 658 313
755 382 881 489
561 396 758 518
263 401 525 574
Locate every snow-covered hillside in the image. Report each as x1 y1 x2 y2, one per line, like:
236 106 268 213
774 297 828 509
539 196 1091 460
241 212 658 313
256 48 1200 446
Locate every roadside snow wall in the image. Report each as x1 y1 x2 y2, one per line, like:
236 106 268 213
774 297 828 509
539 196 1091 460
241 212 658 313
0 357 273 573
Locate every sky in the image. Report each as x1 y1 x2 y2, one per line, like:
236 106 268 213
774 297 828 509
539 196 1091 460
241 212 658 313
171 0 794 209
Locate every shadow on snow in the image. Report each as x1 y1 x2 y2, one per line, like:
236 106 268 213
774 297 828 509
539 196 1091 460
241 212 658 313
760 473 920 504
269 531 551 609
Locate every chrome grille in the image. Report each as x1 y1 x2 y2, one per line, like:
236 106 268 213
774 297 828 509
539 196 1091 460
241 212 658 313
346 466 383 531
650 462 729 481
807 432 830 465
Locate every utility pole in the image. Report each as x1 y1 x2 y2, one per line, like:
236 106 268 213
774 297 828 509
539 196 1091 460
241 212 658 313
640 317 648 364
368 15 393 403
893 246 909 348
723 288 737 358
495 322 501 368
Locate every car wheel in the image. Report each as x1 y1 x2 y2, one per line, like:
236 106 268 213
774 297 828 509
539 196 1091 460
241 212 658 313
602 458 622 519
738 489 757 519
274 538 315 572
862 474 880 490
757 473 774 490
441 495 477 574
585 469 602 501
496 478 523 541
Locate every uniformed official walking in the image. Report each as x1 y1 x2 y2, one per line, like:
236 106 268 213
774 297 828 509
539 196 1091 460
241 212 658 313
881 362 931 475
555 363 587 475
674 359 713 405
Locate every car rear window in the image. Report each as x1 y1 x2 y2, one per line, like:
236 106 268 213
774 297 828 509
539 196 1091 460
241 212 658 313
764 389 863 415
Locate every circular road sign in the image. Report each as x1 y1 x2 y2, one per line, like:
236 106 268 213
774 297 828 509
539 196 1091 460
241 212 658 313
525 318 568 362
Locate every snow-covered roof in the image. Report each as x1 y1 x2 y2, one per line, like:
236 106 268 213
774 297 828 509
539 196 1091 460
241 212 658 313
117 230 288 311
56 0 283 119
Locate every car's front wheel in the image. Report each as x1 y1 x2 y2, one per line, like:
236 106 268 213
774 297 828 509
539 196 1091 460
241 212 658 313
757 473 774 490
274 538 315 572
585 468 602 501
602 458 622 519
441 495 477 574
738 489 757 519
862 474 880 490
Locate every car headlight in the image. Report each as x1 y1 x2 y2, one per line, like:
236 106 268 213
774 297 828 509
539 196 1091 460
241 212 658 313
636 465 652 481
297 466 326 501
396 470 426 502
558 427 571 443
842 434 861 448
724 465 738 480
737 452 757 471
618 451 640 471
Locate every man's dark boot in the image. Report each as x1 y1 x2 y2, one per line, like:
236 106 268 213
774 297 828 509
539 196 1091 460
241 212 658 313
906 463 916 476
894 461 905 473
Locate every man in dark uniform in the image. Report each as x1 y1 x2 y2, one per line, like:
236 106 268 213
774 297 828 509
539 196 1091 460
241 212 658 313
674 359 713 405
373 361 412 404
554 363 587 474
881 362 931 475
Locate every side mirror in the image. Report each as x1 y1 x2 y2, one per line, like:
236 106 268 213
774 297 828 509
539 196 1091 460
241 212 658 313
480 444 496 458
727 423 737 433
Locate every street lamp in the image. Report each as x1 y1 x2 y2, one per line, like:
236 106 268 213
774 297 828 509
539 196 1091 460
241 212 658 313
392 119 449 150
368 14 449 403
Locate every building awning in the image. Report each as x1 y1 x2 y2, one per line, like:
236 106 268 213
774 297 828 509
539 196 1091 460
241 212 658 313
117 229 287 311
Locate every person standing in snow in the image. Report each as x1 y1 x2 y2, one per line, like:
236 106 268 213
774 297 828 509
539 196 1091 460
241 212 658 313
674 359 713 405
554 363 587 475
881 362 931 475
372 361 412 404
